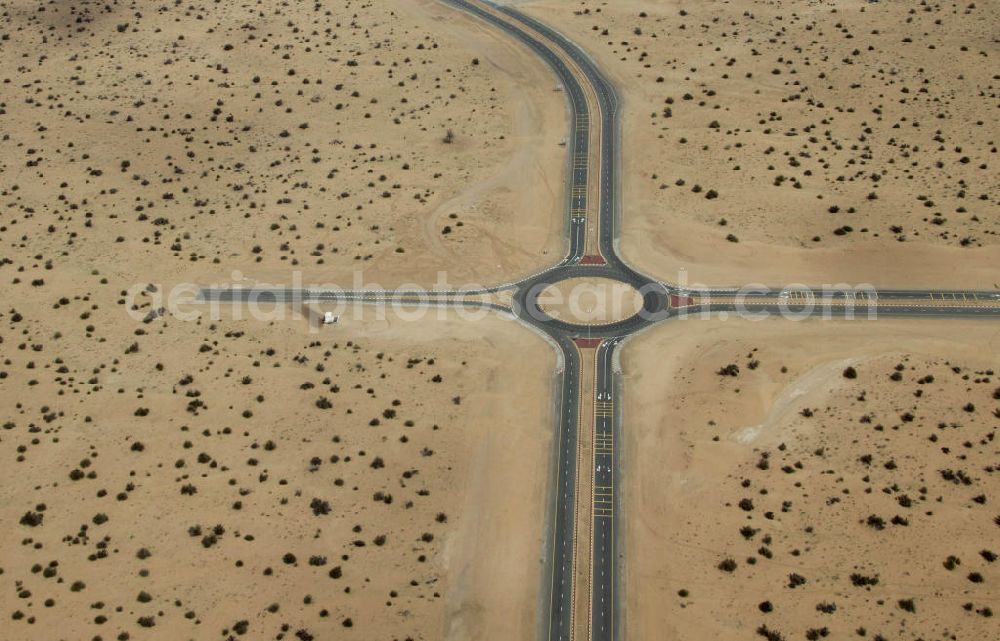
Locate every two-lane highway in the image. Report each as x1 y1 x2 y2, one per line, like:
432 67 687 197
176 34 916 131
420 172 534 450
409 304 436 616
591 337 623 641
546 334 583 641
673 286 1000 320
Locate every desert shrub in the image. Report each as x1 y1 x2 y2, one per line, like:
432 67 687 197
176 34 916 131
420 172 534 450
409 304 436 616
850 573 879 587
756 625 784 641
717 558 738 572
20 511 43 527
310 498 331 516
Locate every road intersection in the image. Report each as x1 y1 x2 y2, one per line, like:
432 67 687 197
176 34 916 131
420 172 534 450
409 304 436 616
199 1 1000 639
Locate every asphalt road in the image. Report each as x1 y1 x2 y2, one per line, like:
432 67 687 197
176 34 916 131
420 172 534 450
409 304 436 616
591 337 622 641
696 302 1000 318
683 286 1000 302
197 2 1000 640
540 332 582 641
676 287 1000 319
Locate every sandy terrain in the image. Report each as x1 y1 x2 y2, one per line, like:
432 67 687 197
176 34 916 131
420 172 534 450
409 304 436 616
4 2 999 641
0 1 568 639
524 0 1000 288
0 303 553 640
1 0 566 292
623 317 1000 640
539 277 643 324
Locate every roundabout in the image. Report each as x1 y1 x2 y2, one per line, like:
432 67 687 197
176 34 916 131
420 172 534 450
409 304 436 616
510 264 672 338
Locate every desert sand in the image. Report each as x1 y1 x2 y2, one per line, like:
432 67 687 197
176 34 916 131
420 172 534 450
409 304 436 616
524 0 1000 288
3 0 999 640
1 0 566 639
622 317 1000 640
1 305 554 640
539 277 643 324
1 0 566 292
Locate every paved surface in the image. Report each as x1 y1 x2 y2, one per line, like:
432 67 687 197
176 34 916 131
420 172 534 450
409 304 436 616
198 2 1000 640
591 337 622 641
